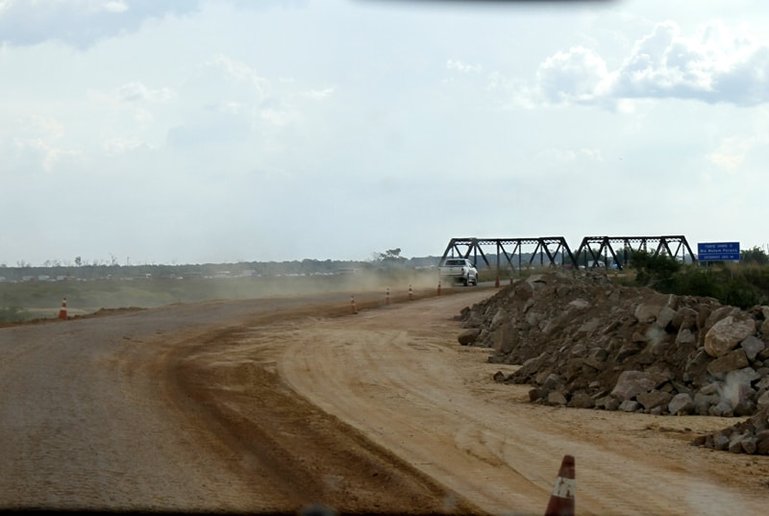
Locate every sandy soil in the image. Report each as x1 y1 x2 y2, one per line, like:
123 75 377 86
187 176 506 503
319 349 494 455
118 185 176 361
1 287 769 514
276 293 769 514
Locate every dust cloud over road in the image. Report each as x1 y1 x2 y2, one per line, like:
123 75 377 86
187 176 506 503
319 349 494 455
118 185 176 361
1 287 768 514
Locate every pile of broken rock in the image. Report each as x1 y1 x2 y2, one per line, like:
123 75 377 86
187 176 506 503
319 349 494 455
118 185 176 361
457 271 769 454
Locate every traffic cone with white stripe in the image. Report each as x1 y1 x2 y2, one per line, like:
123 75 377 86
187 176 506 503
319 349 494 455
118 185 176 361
58 297 68 320
545 455 575 516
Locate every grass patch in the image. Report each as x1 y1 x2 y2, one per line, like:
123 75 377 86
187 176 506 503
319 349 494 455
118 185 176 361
0 269 440 316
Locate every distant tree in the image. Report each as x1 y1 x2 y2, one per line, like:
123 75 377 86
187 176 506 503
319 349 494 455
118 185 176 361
74 256 82 267
377 248 407 263
741 246 769 265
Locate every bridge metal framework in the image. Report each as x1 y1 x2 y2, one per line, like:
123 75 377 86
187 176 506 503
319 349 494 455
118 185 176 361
439 237 576 273
440 235 697 275
574 235 697 269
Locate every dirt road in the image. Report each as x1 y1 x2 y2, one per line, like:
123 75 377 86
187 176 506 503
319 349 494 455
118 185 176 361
1 289 769 514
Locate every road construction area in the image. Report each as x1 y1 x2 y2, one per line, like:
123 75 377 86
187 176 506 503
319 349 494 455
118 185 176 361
1 288 768 514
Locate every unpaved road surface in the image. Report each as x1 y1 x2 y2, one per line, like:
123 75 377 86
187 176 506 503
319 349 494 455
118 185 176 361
1 288 769 514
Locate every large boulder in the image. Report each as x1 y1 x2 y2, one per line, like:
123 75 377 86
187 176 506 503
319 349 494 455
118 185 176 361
610 370 668 401
672 307 698 331
762 319 769 338
675 328 696 346
705 306 739 331
707 349 750 376
637 389 673 411
633 295 673 323
741 336 766 362
457 328 481 346
704 316 756 358
547 390 568 406
668 393 695 415
657 306 678 329
567 390 595 409
492 321 517 353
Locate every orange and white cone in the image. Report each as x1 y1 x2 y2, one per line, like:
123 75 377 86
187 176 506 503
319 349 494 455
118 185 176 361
545 455 575 516
58 297 68 320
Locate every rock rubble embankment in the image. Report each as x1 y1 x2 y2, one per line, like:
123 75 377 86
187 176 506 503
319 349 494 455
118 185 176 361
458 271 769 454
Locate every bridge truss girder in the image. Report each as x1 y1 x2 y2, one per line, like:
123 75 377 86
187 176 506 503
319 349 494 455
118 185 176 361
574 235 697 270
439 237 577 273
439 235 698 276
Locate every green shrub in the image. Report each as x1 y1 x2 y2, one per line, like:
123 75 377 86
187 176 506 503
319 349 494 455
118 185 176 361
629 250 681 290
625 250 769 309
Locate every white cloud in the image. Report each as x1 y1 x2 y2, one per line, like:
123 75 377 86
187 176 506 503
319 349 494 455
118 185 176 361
302 87 334 100
707 135 769 173
446 59 482 74
207 54 269 93
103 1 128 13
103 137 146 155
11 138 72 172
0 115 80 173
0 0 199 47
524 21 769 107
115 81 174 103
537 46 610 104
260 107 296 127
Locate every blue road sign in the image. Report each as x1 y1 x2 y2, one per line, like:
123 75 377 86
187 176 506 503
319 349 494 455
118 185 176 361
697 242 740 261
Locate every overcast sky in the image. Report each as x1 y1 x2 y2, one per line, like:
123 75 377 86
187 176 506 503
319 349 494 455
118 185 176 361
2 0 768 265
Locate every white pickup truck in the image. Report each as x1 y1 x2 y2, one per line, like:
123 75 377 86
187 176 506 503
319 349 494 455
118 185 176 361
439 258 479 286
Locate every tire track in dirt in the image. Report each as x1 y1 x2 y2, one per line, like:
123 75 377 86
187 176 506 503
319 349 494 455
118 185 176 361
0 291 472 512
167 317 481 514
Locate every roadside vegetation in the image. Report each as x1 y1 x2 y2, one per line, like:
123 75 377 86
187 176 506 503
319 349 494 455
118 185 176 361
627 246 769 309
0 265 438 324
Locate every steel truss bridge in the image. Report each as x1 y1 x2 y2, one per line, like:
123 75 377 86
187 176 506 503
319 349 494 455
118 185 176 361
440 235 696 273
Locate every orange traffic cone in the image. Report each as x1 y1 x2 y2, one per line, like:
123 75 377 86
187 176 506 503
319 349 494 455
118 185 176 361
350 295 358 314
58 297 68 320
545 455 575 516
408 285 413 301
